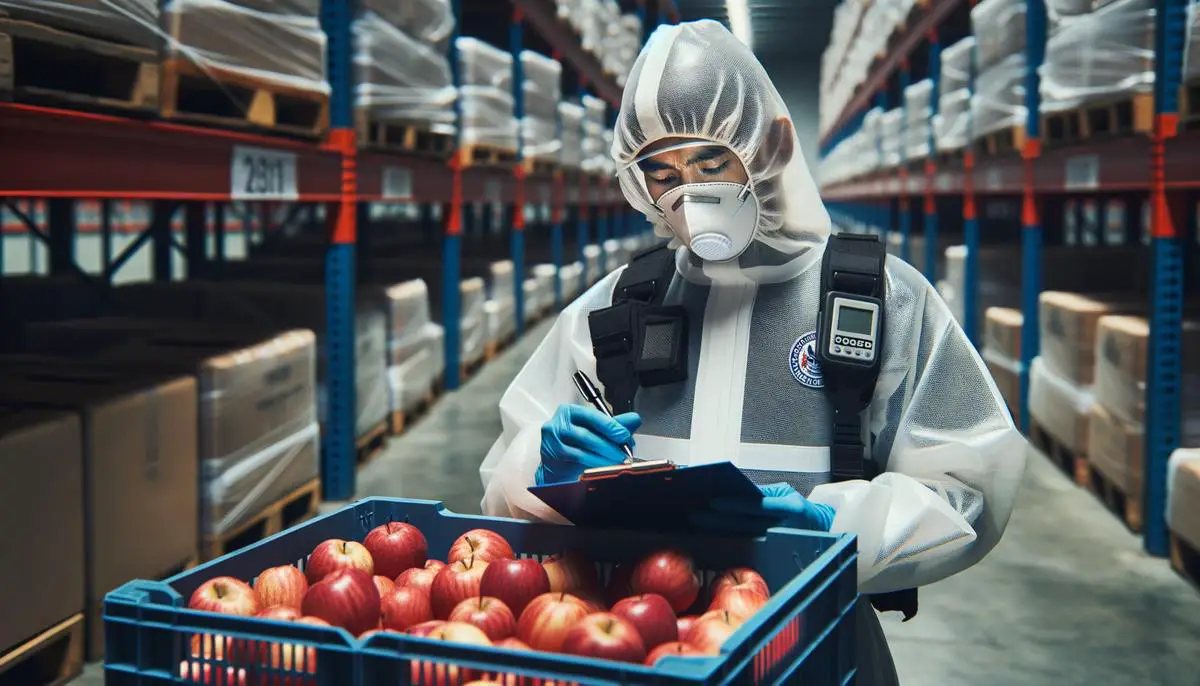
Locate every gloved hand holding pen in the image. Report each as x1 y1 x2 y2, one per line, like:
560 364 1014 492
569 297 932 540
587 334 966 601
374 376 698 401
536 405 642 485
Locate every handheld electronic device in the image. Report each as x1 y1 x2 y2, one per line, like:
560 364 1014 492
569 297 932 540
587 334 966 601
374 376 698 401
821 294 882 367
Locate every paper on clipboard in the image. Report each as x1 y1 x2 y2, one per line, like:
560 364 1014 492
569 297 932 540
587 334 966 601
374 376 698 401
527 461 777 534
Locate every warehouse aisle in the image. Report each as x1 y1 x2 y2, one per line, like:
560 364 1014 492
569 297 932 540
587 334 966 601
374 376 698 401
70 316 1200 685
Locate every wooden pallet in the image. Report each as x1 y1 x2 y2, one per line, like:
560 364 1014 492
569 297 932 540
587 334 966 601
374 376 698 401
972 124 1028 157
0 16 159 113
1028 419 1090 487
355 110 454 156
389 383 441 436
1084 463 1143 533
1042 92 1154 146
521 156 558 176
159 58 329 138
1169 532 1200 590
0 614 84 686
457 143 518 168
200 479 321 561
356 420 390 464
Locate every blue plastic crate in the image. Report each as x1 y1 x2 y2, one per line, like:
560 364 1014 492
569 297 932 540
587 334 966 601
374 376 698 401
104 498 858 685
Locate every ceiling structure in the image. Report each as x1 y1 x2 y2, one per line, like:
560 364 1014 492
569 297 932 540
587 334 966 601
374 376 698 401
677 0 838 58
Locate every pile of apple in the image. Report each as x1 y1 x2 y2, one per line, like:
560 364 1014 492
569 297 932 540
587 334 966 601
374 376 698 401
185 522 773 675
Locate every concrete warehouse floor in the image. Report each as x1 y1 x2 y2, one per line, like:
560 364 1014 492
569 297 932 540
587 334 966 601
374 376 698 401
71 317 1200 685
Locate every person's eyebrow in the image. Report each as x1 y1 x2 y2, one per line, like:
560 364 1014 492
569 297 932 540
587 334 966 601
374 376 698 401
684 146 729 165
637 158 674 173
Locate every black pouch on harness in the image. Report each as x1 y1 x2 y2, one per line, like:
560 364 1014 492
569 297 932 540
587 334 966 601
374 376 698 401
587 242 687 414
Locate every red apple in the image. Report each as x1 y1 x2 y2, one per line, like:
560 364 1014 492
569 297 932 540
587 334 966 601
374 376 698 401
255 605 302 621
374 575 397 598
611 594 678 649
406 620 447 637
479 558 551 618
187 577 261 617
685 610 744 655
364 521 429 579
630 550 701 614
424 559 447 572
301 568 381 636
708 586 768 621
430 556 490 619
449 596 517 640
178 661 247 685
494 637 531 651
253 565 308 610
381 585 435 632
410 622 492 685
305 539 374 583
676 615 700 640
464 682 504 686
515 592 591 653
542 550 599 594
395 566 439 594
645 641 706 666
560 612 647 664
448 529 515 565
710 567 769 600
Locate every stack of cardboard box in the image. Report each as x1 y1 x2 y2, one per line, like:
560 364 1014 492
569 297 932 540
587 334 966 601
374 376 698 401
983 307 1023 425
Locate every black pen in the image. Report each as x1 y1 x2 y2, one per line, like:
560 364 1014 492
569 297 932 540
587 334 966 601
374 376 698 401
572 370 639 463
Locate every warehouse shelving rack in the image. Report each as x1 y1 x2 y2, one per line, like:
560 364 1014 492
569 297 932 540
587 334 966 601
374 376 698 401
817 0 1194 557
0 0 679 502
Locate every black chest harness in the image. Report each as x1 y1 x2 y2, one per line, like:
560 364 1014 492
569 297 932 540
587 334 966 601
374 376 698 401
587 234 919 621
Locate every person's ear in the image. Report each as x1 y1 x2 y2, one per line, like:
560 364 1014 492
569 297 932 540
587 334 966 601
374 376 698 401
755 117 795 172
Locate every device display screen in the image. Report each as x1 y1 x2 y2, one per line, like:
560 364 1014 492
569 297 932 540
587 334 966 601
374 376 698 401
837 306 874 336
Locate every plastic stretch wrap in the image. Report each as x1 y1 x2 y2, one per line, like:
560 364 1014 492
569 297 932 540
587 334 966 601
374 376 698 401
971 0 1027 73
940 37 976 97
162 0 330 95
1086 402 1142 494
316 310 389 436
582 94 607 129
880 108 904 168
1039 0 1155 113
1028 357 1094 453
1187 1 1200 81
460 86 518 150
485 298 517 346
353 12 456 133
488 260 515 306
559 102 585 169
1047 0 1096 22
522 279 542 324
582 244 603 284
360 0 452 49
461 277 488 365
203 422 319 536
560 261 584 300
1168 449 1200 541
935 89 972 152
520 51 562 161
1093 314 1200 440
904 80 934 160
383 279 432 353
532 264 557 311
456 37 513 89
0 0 160 47
388 322 445 414
972 53 1027 138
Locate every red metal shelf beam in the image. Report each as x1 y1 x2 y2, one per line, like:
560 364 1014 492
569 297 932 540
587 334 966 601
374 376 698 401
820 0 963 148
512 0 624 107
0 103 343 200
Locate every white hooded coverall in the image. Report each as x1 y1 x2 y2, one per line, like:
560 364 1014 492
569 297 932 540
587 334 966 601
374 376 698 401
480 19 1027 684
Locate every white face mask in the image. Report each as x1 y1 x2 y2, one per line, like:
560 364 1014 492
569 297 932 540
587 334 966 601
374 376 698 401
653 181 760 262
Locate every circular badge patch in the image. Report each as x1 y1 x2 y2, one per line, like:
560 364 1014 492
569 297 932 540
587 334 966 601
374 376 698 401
789 331 825 389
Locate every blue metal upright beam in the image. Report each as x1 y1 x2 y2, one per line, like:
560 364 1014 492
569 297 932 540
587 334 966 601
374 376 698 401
1143 0 1189 557
1017 0 1046 432
898 64 912 264
320 0 359 500
924 32 941 284
511 6 527 336
443 0 465 391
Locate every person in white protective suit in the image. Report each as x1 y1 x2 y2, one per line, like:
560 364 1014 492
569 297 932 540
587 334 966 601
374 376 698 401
480 19 1027 683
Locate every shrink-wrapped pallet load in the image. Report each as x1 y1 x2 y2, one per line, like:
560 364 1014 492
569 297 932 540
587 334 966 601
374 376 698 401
456 37 518 151
879 108 904 168
559 101 586 169
521 51 562 164
1168 449 1200 562
0 0 160 47
970 0 1028 140
903 79 934 161
983 307 1024 425
935 37 975 153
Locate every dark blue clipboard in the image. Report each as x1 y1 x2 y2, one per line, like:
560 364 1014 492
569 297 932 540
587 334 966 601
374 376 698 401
527 461 779 534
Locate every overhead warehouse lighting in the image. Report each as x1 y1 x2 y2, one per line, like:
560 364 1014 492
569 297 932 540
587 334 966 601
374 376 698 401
726 0 753 51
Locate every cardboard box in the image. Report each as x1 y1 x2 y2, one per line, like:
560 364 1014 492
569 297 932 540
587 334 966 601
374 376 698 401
0 411 85 654
1087 402 1143 495
1038 292 1143 386
984 307 1023 361
984 357 1022 427
1094 314 1200 426
0 370 198 660
1170 453 1200 551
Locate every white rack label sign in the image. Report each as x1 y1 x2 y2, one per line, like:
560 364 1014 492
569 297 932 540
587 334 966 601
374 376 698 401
381 166 413 200
1064 155 1100 190
231 146 298 200
935 173 952 192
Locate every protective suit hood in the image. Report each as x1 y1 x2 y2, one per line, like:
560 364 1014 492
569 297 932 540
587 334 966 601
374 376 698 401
612 19 831 268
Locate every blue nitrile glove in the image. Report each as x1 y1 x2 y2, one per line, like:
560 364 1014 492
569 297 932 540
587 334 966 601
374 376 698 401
690 482 837 533
536 405 642 485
